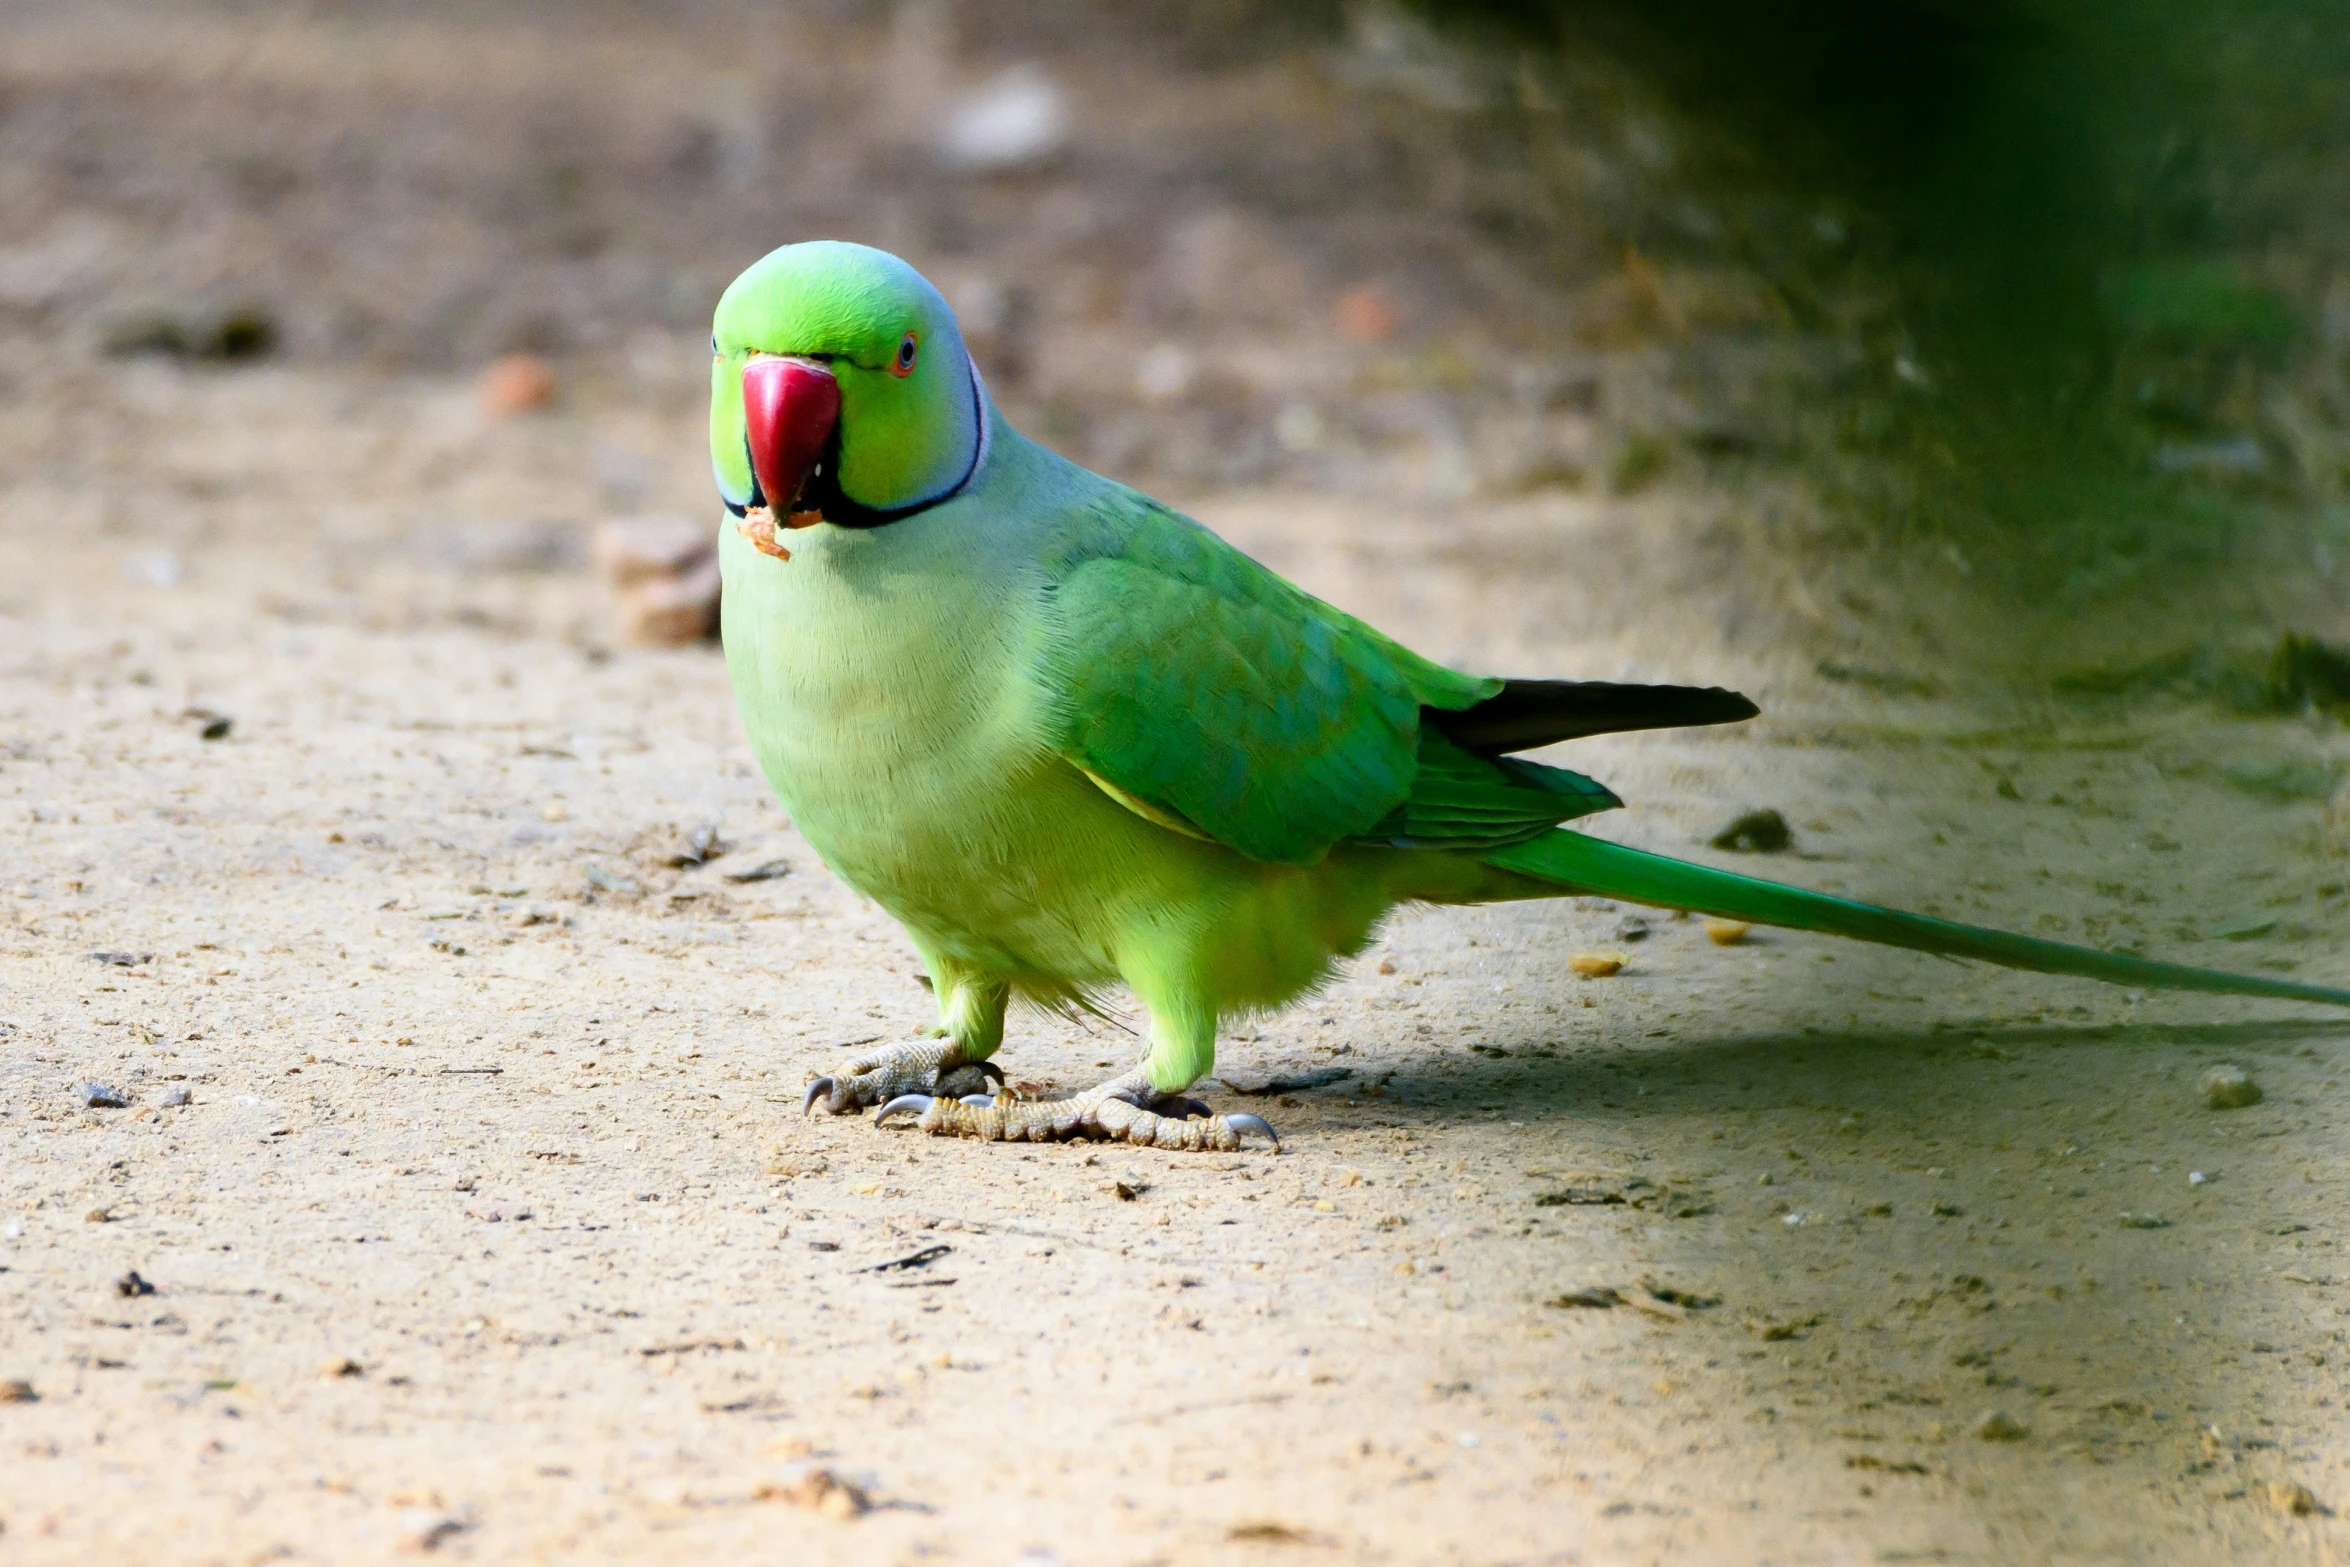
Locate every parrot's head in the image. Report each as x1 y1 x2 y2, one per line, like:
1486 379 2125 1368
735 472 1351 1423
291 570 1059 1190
709 241 984 539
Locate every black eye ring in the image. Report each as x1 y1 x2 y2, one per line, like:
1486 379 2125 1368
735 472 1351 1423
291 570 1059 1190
896 333 918 373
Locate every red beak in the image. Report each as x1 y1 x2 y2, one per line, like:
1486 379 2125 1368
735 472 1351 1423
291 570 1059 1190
742 356 841 517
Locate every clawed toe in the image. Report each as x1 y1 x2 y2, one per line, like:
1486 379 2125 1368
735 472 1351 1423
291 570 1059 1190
1220 1112 1280 1150
803 1076 843 1116
854 1070 1281 1153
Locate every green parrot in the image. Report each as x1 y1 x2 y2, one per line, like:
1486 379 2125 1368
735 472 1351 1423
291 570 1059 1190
711 240 2350 1153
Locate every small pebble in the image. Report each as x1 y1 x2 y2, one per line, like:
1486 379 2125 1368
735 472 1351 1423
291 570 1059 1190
480 352 556 416
1972 1409 2029 1442
2265 1480 2327 1517
2187 1171 2208 1187
316 1356 365 1379
0 1379 36 1403
76 1082 130 1109
1702 918 1751 945
1709 809 1792 853
2198 1064 2262 1110
756 1464 869 1519
158 1086 192 1108
394 1510 472 1552
1568 951 1625 978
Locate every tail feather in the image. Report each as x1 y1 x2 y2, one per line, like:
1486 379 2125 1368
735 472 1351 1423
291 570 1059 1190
1483 829 2350 1007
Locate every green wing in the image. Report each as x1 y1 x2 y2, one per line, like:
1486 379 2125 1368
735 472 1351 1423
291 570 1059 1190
1031 489 1615 864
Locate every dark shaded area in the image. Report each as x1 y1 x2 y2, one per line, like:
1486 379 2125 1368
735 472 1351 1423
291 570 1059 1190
1414 0 2350 591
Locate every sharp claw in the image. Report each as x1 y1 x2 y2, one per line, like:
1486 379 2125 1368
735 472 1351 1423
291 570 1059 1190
959 1093 995 1106
876 1094 934 1125
1184 1098 1214 1119
976 1060 1005 1086
1222 1112 1280 1150
803 1077 838 1116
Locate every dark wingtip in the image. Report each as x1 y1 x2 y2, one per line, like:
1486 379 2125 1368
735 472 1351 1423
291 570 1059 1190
1434 679 1762 753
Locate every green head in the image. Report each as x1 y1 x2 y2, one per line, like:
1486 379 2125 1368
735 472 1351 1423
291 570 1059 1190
710 241 984 527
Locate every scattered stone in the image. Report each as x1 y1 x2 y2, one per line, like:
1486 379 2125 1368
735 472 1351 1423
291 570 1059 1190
115 1271 155 1298
0 1379 36 1403
2199 1064 2262 1109
84 1207 113 1224
667 824 727 867
1622 1284 1693 1323
1550 1287 1620 1309
186 709 233 741
480 352 556 416
2263 1480 2329 1517
100 301 276 360
75 1082 130 1109
594 516 718 646
1638 1279 1720 1311
506 905 557 928
724 858 791 885
393 1507 472 1552
158 1086 192 1107
1534 1186 1627 1208
756 1464 869 1519
1229 1521 1318 1545
316 1356 365 1379
1973 1409 2029 1442
1709 809 1792 853
88 951 152 968
939 65 1069 172
2188 1170 2209 1187
1334 285 1399 343
1614 917 1651 942
2117 1213 2170 1229
1568 951 1625 978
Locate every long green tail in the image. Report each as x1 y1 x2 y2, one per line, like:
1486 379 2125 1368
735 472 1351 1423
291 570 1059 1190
1484 829 2350 1007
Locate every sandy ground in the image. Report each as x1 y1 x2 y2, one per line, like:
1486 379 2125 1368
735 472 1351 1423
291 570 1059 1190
3 364 2350 1565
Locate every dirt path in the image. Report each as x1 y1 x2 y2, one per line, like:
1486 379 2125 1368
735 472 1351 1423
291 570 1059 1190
2 367 2348 1564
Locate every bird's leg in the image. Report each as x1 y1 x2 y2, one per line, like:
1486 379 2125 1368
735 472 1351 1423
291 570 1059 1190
803 968 1007 1115
875 995 1278 1152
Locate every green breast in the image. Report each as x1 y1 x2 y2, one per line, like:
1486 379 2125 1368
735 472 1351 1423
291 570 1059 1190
718 507 1046 883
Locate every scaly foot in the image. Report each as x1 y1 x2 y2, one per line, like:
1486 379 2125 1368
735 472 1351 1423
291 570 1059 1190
803 1037 1001 1115
875 1068 1279 1152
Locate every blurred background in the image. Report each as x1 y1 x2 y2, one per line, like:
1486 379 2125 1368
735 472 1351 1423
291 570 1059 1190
6 0 2350 686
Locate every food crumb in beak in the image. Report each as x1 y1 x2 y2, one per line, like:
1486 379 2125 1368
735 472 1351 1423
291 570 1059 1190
738 508 792 561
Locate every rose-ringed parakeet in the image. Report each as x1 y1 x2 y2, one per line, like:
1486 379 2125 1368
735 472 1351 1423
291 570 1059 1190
711 240 2350 1153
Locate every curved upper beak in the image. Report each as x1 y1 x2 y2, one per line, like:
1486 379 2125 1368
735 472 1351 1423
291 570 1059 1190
742 355 841 517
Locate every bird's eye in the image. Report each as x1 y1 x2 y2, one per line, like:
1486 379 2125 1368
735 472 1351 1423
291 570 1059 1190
893 332 918 376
